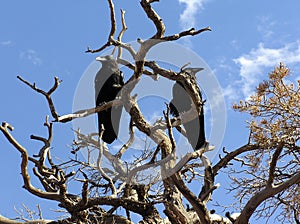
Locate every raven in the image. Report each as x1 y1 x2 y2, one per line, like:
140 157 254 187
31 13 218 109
95 55 124 144
169 68 205 151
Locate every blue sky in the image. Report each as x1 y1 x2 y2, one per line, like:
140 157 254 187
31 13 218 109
1 0 300 221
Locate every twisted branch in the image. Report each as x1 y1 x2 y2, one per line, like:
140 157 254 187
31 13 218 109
0 122 60 201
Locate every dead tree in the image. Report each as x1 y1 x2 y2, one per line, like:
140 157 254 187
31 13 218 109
0 1 299 224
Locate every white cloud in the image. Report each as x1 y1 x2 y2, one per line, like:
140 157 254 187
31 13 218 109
19 49 42 66
178 0 208 29
233 41 300 97
221 84 237 102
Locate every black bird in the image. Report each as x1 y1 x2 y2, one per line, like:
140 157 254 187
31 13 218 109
95 55 124 144
169 67 206 151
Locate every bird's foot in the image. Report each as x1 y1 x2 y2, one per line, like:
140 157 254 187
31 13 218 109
98 101 107 106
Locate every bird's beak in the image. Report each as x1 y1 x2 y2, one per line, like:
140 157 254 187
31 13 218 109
183 67 205 76
193 68 204 74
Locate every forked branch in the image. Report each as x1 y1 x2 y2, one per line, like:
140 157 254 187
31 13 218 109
17 76 61 120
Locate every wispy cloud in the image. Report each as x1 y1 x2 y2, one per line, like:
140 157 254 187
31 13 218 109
19 49 42 66
1 40 12 46
233 41 300 97
230 39 240 50
256 16 276 41
178 0 208 29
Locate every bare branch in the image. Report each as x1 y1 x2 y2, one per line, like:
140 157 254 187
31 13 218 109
17 76 61 120
0 215 52 224
73 181 89 211
162 26 211 41
117 58 155 78
213 144 258 175
107 0 116 39
171 172 211 224
170 147 206 174
199 153 215 203
199 183 220 202
163 103 176 151
116 9 128 58
74 130 127 177
127 151 175 184
85 43 111 54
81 196 158 218
118 9 127 41
150 144 161 163
140 0 165 39
47 77 61 95
96 125 117 195
56 99 122 122
115 118 135 158
86 0 116 53
0 122 60 201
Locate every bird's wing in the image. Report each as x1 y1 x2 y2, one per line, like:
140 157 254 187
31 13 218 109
170 81 193 116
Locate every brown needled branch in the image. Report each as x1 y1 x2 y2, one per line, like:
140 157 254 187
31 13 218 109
267 142 284 187
236 171 300 224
